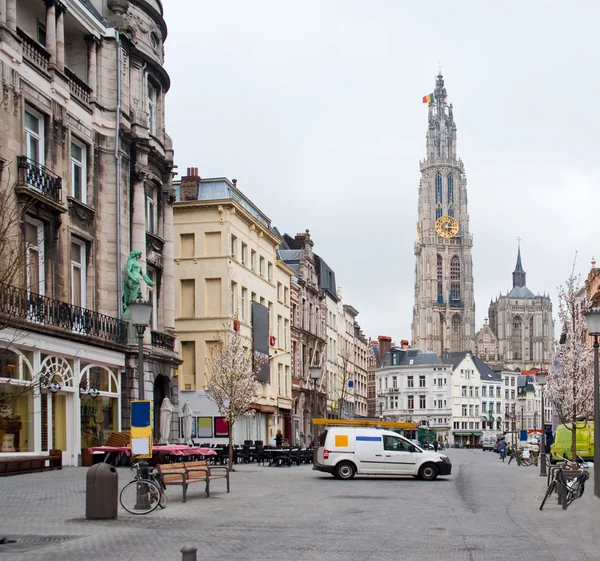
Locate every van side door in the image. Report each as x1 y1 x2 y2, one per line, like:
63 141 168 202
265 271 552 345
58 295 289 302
354 431 385 474
383 435 417 475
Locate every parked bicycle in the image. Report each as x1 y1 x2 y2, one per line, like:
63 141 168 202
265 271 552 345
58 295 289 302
119 459 167 515
540 455 590 511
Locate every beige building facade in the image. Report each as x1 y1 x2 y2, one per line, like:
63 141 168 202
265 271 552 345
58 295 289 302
0 0 179 466
173 171 293 446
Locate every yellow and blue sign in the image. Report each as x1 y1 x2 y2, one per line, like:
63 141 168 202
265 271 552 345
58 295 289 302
131 400 153 458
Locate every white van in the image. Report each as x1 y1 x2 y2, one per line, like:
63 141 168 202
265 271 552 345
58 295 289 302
314 427 452 480
482 434 498 451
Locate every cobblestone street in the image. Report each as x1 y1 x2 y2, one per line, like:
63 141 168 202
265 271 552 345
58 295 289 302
1 450 599 561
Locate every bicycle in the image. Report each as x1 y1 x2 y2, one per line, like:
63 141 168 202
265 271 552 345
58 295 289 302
119 459 167 515
540 456 590 511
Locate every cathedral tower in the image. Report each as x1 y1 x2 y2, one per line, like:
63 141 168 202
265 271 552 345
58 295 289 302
411 74 475 355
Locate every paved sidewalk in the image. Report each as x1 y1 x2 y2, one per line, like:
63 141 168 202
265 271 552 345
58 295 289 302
0 450 599 561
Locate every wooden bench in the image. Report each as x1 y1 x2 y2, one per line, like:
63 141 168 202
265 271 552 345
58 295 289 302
158 460 230 503
0 451 62 477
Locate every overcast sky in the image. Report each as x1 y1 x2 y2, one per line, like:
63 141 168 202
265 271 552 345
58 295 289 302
164 0 598 344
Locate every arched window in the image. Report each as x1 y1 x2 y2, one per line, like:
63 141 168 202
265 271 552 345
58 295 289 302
451 315 461 351
447 174 454 204
529 316 534 361
512 316 522 360
436 206 442 220
437 255 443 302
435 174 442 204
448 207 454 218
450 256 460 302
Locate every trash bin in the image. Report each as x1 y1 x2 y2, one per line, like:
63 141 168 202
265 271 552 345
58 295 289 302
86 462 118 519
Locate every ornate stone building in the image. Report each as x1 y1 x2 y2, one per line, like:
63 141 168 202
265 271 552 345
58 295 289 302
0 0 178 466
412 74 475 356
486 247 553 370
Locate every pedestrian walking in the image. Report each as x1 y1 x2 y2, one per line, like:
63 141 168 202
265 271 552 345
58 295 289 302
275 429 283 448
433 440 439 452
466 439 471 449
498 438 508 462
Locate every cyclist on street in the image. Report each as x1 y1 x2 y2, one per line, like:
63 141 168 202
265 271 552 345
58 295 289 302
498 438 508 462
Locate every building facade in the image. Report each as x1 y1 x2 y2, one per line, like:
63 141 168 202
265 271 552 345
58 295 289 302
279 230 326 444
486 247 554 371
0 0 179 466
173 171 293 446
412 73 475 356
375 347 453 442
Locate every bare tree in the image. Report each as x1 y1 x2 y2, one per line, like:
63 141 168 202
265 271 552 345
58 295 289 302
336 341 354 419
205 327 264 471
546 274 594 461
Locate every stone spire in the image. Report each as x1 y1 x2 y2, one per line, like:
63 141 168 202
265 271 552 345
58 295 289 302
424 73 457 162
512 245 526 288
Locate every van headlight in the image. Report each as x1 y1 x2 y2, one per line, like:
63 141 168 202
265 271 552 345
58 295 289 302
439 455 451 463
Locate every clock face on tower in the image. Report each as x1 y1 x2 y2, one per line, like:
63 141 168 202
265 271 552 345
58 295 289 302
435 215 459 238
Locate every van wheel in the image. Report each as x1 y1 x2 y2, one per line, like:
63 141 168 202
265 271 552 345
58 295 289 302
335 461 356 480
419 464 438 481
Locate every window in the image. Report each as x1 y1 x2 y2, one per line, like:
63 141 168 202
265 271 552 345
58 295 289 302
241 287 247 320
147 267 157 329
180 233 194 257
230 281 237 315
250 250 256 271
512 317 522 360
284 319 289 348
181 279 195 317
437 255 443 301
407 376 414 388
504 376 509 386
436 206 442 220
482 401 487 413
230 235 237 259
277 315 282 346
419 375 426 388
241 243 247 265
469 405 474 416
71 138 87 202
71 238 87 308
482 386 487 397
450 256 460 302
462 405 467 416
145 184 157 234
277 363 283 396
25 217 45 295
496 402 501 413
505 389 509 399
407 396 414 410
419 395 426 409
37 22 46 46
435 173 442 203
496 387 501 398
474 387 479 397
259 256 265 276
147 80 158 136
448 207 454 218
511 390 515 399
267 262 273 282
511 377 515 386
447 174 454 203
25 106 45 167
461 386 467 397
277 282 282 302
469 387 473 397
392 376 397 388
383 436 413 452
284 286 289 304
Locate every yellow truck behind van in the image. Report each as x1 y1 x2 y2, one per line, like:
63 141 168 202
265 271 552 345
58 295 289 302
550 422 594 462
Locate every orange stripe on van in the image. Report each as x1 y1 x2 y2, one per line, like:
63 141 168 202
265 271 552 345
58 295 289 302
335 434 349 447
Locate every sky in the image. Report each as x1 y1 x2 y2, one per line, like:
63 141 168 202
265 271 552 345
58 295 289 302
164 0 599 344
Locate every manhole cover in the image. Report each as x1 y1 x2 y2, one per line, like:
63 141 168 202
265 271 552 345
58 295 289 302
0 535 80 553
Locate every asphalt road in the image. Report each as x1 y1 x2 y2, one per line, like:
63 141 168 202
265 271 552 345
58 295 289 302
0 449 599 561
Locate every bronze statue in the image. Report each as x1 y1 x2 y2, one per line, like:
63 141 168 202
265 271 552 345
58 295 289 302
122 249 155 312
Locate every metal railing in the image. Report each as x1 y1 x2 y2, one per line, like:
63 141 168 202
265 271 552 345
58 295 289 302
17 156 62 203
0 282 127 345
17 28 50 73
151 330 176 351
65 67 92 104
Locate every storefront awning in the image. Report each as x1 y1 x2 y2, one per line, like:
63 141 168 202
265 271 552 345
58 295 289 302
249 403 277 414
453 431 473 435
471 431 484 436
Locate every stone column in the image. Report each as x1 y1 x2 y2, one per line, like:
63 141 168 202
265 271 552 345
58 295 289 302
0 0 7 26
45 1 57 68
161 186 175 331
85 36 98 98
56 4 65 71
5 0 15 31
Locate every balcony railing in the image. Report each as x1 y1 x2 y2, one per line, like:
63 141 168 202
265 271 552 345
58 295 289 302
65 67 92 105
151 330 176 352
17 28 50 73
0 282 127 345
17 156 62 203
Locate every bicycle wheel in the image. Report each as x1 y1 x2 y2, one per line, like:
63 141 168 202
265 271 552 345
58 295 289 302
120 479 161 515
566 480 582 507
540 480 556 510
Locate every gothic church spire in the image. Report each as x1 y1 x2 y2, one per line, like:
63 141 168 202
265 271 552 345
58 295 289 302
512 245 526 288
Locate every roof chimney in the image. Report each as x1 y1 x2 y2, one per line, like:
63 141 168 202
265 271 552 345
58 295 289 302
378 335 393 366
400 339 409 350
181 167 201 201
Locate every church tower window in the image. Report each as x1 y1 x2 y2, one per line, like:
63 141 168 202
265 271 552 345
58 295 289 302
437 255 443 303
450 256 460 302
512 316 522 360
447 174 454 204
529 317 534 361
435 174 442 204
448 207 454 218
436 206 442 220
451 315 461 351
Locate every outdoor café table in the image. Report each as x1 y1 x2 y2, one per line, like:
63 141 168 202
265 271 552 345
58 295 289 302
265 449 293 467
88 445 216 464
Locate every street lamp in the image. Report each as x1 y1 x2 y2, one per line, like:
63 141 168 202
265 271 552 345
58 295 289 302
128 298 153 400
537 370 547 477
309 366 322 446
584 307 600 499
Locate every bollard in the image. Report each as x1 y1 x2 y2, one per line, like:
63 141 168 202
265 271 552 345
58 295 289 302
181 546 197 561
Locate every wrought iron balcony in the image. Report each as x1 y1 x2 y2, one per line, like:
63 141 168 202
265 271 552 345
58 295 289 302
17 156 62 203
0 282 127 345
17 28 50 74
151 330 176 352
